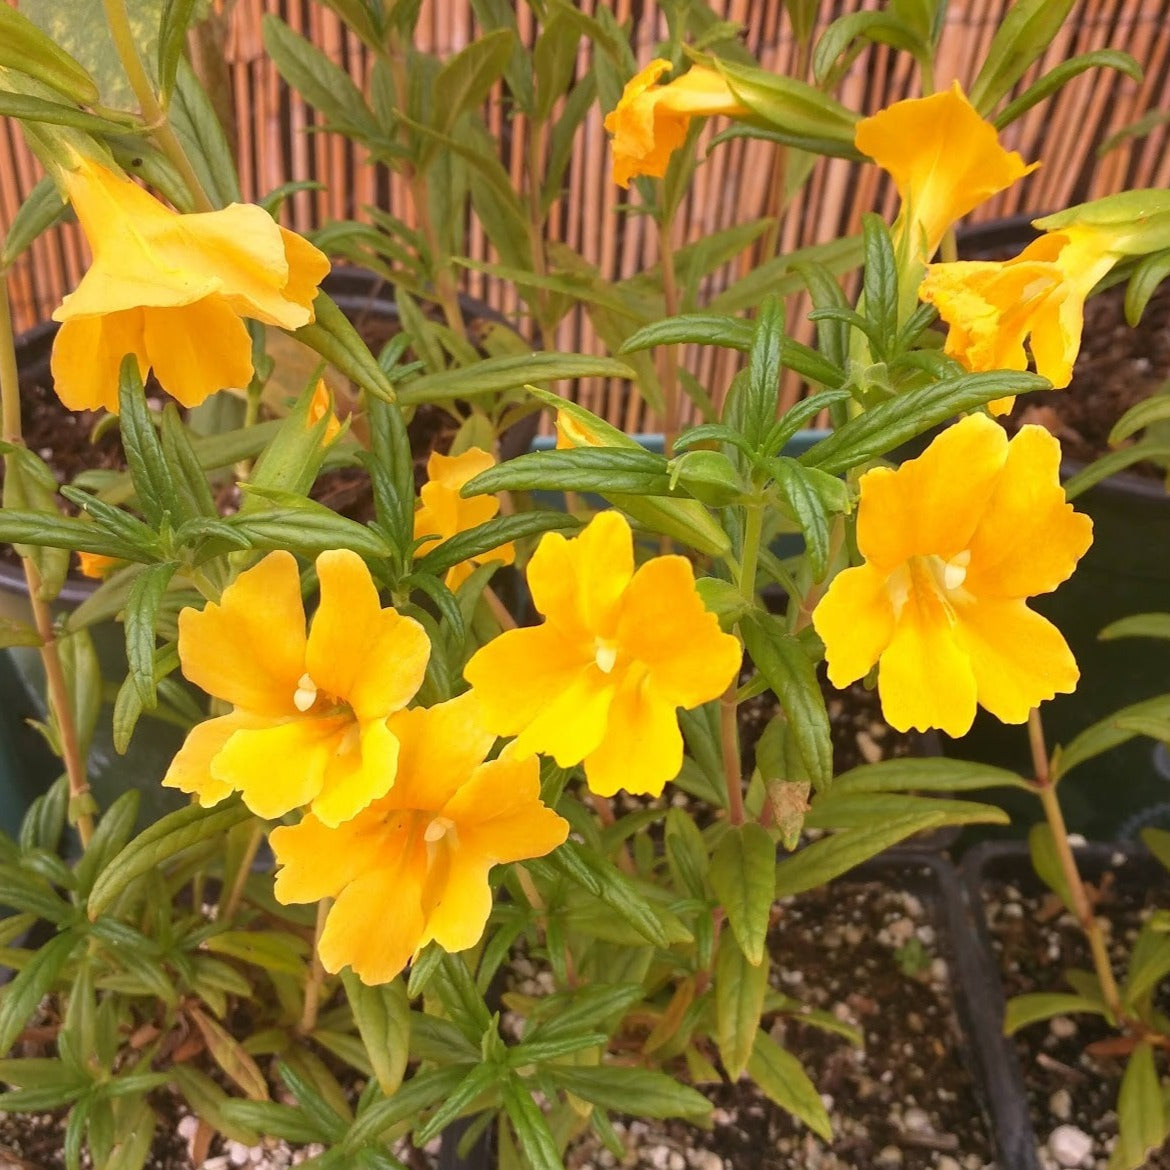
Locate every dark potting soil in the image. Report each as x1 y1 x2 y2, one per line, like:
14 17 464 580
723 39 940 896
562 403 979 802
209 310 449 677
565 870 994 1170
1003 280 1170 474
979 862 1170 1168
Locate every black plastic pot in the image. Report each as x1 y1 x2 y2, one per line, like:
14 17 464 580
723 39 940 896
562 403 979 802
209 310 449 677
958 840 1170 1169
938 220 1170 841
440 849 1013 1169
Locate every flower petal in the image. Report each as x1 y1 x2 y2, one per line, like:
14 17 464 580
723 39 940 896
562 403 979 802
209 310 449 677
443 754 569 862
464 624 590 738
50 312 148 413
310 717 401 828
857 414 1008 569
211 716 344 819
527 511 634 638
877 572 978 737
161 710 276 806
388 693 496 813
178 551 306 715
141 298 254 407
813 562 896 689
417 846 494 957
582 667 685 797
512 666 615 767
616 556 742 708
305 549 430 721
277 227 332 319
964 424 1093 599
954 597 1080 724
318 843 427 983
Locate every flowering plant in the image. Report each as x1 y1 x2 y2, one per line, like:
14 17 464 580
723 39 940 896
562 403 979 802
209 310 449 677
1 1 1170 1168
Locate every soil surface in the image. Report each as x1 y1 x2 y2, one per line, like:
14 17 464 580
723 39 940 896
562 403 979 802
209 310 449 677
565 865 995 1170
978 853 1170 1168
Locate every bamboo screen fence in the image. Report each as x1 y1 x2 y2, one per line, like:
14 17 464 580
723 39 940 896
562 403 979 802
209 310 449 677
3 0 1170 429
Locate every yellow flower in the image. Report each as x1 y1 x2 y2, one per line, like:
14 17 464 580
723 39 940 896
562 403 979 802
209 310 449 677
604 59 749 188
413 448 515 590
76 552 119 579
463 512 742 796
812 414 1092 737
307 379 343 445
555 410 606 449
919 226 1124 409
51 156 330 413
855 83 1038 256
162 549 429 827
270 692 568 985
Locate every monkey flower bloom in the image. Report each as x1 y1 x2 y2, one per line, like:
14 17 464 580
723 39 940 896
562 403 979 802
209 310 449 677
163 549 429 827
270 692 568 985
812 414 1093 738
76 552 119 579
464 512 742 797
605 59 748 187
307 379 343 445
919 225 1126 410
51 155 330 413
413 448 515 589
855 83 1037 256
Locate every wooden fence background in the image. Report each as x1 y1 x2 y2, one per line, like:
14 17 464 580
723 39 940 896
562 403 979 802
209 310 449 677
3 0 1169 429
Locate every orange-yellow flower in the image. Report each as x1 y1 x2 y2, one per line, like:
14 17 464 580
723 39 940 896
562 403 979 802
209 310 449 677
270 692 568 985
604 59 749 188
307 379 343 445
413 448 515 590
855 83 1037 256
76 552 119 579
920 225 1125 409
162 549 429 827
464 512 742 796
51 155 330 413
812 414 1092 737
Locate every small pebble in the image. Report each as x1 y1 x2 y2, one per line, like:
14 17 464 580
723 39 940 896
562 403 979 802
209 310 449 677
227 1141 251 1167
688 1153 722 1170
876 1145 903 1166
1049 1124 1093 1167
1049 1016 1078 1039
1049 1088 1072 1120
902 1106 932 1135
936 1158 962 1170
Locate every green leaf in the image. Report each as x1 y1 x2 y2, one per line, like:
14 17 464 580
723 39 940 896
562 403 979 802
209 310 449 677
709 822 775 967
1064 441 1170 499
805 791 1007 831
0 88 133 133
190 1008 269 1101
413 1062 500 1146
1027 823 1074 914
1 176 67 270
768 458 842 580
1123 928 1170 1007
342 1066 468 1150
119 359 184 527
831 756 1034 793
968 0 1077 114
1054 695 1170 779
414 512 580 577
739 295 785 450
1125 250 1170 326
496 1075 559 1170
521 984 645 1045
665 808 709 900
112 642 180 753
433 28 514 138
813 11 927 87
747 1030 832 1140
715 930 769 1080
220 1100 325 1145
1002 991 1108 1035
0 509 145 560
773 817 949 897
202 931 309 977
262 14 377 137
1110 1043 1170 1170
800 371 1049 474
364 394 415 562
124 562 179 710
343 972 411 1096
0 5 98 102
73 790 140 903
1099 613 1170 642
465 447 672 496
543 1065 711 1120
228 502 390 560
87 799 252 918
294 292 398 405
398 354 634 406
169 1066 262 1146
741 612 831 791
1108 393 1170 445
0 930 79 1056
861 214 898 356
160 405 217 520
994 50 1142 129
157 0 200 100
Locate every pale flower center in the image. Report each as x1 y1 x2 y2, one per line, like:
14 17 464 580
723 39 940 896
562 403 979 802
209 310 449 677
594 638 619 674
423 815 457 844
293 672 318 712
886 550 971 620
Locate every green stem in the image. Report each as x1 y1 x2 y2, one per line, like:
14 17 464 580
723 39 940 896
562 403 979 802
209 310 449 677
719 680 745 825
299 899 330 1035
658 208 682 456
1027 708 1125 1023
101 0 215 212
738 501 764 602
219 819 263 921
0 280 94 848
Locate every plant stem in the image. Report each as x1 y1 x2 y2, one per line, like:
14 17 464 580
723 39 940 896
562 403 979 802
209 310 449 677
738 501 764 602
657 208 682 456
0 280 94 848
526 118 556 354
1027 707 1125 1023
219 819 263 921
101 0 215 212
720 679 745 825
299 899 330 1035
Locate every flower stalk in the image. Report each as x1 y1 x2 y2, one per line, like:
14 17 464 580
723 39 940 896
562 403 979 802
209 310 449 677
0 280 94 847
1027 707 1125 1024
299 898 330 1035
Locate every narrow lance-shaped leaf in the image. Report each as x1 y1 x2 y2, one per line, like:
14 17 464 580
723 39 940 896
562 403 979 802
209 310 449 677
709 822 776 966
